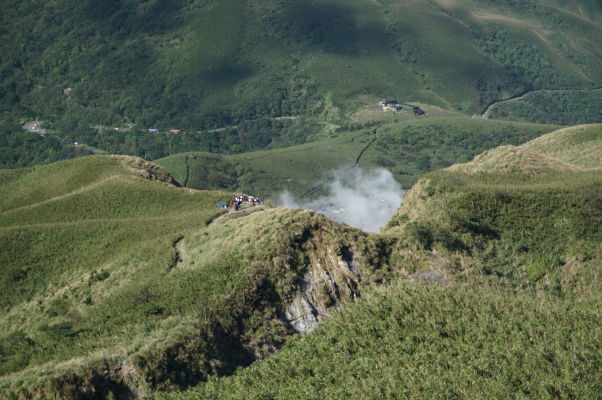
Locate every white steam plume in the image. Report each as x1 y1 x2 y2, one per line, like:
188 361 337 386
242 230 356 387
278 166 403 232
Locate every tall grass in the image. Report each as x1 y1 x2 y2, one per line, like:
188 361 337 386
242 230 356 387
155 282 602 400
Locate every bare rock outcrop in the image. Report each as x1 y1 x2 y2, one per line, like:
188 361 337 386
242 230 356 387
283 232 380 333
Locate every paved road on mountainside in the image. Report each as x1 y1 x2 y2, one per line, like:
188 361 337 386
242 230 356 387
480 87 602 119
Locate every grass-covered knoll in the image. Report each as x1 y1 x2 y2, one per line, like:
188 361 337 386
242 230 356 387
155 282 601 400
0 156 168 213
522 123 602 168
0 155 229 396
445 145 584 174
385 124 602 292
3 0 601 138
156 117 558 197
0 156 399 399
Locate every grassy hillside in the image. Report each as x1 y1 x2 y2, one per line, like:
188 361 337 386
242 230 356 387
1 125 600 399
151 123 602 400
156 283 601 400
0 156 231 396
385 123 602 292
0 156 399 399
2 0 601 135
156 117 558 197
2 1 602 396
521 123 602 168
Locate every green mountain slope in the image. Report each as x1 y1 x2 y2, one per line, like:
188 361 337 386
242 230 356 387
2 1 602 397
385 123 602 293
1 126 600 399
157 283 601 400
2 0 601 132
154 123 602 399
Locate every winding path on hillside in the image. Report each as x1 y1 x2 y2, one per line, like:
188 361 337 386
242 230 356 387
354 128 378 167
0 176 123 216
480 86 602 119
299 128 379 200
182 157 190 187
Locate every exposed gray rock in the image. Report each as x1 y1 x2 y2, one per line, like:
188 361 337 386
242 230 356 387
285 295 319 334
284 246 362 333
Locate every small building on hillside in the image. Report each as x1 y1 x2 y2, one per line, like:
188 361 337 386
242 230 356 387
400 103 425 116
169 129 181 134
379 99 426 115
379 99 399 106
383 103 403 111
379 99 402 111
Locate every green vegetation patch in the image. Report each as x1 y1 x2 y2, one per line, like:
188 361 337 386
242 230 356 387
0 120 93 169
0 155 398 398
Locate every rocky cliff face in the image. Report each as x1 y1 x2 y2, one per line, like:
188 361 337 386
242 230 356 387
285 244 363 333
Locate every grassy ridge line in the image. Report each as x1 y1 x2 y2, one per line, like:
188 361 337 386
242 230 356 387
0 174 124 217
0 177 224 227
0 156 127 213
521 123 602 168
384 124 602 292
0 156 231 311
0 154 399 398
0 208 395 398
0 154 238 396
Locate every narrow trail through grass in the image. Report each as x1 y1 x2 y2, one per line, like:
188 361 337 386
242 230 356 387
354 128 378 167
298 128 379 200
182 157 190 187
0 176 122 216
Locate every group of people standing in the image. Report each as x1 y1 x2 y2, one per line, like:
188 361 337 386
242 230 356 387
231 195 263 211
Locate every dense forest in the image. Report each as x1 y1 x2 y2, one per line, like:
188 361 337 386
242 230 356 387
0 119 92 168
